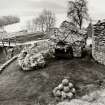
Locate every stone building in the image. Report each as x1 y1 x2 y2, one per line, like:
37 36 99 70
49 21 86 58
92 20 105 65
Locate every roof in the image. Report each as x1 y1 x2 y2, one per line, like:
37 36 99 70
60 20 77 32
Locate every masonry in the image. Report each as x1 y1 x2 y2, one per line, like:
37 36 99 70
92 20 105 65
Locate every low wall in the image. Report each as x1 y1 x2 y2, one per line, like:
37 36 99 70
0 55 18 72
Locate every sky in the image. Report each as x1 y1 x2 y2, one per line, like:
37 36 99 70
0 0 105 32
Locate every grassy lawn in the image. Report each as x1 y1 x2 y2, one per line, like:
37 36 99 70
0 58 105 105
3 32 47 43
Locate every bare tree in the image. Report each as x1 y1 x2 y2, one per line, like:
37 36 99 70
32 18 39 32
32 17 43 32
39 14 46 32
67 0 89 29
42 9 56 32
26 17 43 32
31 9 56 33
26 20 33 32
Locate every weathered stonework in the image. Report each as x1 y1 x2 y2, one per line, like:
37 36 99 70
49 21 86 58
72 40 85 57
92 20 105 65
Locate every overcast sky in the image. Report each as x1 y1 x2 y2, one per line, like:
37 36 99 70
0 0 105 32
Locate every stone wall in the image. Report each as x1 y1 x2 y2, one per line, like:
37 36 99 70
92 20 105 65
72 40 85 57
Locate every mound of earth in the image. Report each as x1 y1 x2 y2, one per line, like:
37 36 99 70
0 58 105 105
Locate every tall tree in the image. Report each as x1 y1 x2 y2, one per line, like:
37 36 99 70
67 0 89 29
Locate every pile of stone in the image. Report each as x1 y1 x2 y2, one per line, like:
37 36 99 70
53 78 76 101
18 50 46 71
18 40 55 71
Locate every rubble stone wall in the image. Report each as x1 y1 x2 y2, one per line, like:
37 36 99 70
92 21 105 65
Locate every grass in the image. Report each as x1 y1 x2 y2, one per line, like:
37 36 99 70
0 57 105 105
3 32 47 43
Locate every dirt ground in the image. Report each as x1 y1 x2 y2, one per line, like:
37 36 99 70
0 58 105 105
